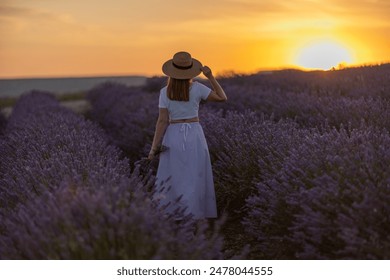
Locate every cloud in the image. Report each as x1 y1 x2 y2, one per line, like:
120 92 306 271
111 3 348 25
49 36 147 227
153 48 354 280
0 3 76 27
0 5 32 16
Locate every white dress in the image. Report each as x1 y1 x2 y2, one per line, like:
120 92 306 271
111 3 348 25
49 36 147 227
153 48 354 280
155 82 217 219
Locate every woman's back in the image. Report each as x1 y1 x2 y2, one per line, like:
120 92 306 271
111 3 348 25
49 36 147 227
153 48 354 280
158 81 211 121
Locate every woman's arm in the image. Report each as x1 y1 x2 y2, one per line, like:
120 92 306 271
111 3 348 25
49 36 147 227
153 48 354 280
201 66 227 102
148 108 169 160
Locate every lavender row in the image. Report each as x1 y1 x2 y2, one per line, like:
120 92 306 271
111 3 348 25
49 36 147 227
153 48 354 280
202 110 390 259
1 171 224 259
217 64 390 100
146 65 390 130
244 125 390 259
0 91 130 212
86 82 158 164
201 110 305 216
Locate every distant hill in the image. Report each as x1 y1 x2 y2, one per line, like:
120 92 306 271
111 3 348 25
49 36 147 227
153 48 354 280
0 75 147 98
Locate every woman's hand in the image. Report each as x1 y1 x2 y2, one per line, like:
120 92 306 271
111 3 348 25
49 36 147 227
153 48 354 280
201 66 213 79
202 65 228 102
148 149 156 160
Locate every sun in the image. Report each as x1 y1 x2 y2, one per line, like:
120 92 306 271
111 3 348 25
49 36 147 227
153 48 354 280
294 40 354 70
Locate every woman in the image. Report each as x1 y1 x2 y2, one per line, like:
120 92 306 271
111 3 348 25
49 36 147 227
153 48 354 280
148 51 227 219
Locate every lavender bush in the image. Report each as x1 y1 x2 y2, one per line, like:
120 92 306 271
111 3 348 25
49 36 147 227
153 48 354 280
201 109 304 217
205 65 390 130
0 91 130 212
217 64 390 100
87 82 158 164
0 167 224 259
245 125 390 259
5 90 60 131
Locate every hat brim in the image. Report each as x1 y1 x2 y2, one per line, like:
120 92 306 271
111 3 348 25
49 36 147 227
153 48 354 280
162 58 202 79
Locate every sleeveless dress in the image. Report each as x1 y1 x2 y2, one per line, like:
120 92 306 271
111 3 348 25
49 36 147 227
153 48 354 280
155 82 217 219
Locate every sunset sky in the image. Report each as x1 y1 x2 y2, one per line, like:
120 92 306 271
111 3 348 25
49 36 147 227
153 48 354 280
0 0 389 78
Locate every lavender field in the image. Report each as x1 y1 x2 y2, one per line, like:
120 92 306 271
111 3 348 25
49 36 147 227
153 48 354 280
1 64 390 259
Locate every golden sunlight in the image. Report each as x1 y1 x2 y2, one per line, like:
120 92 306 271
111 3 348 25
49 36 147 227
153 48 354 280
294 40 354 70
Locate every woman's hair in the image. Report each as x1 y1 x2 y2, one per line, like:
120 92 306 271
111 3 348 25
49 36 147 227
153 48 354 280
167 77 190 101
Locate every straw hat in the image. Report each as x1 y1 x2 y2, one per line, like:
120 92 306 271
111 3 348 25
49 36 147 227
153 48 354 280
162 51 202 79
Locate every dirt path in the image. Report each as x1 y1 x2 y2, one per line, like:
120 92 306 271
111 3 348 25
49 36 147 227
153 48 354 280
61 100 91 115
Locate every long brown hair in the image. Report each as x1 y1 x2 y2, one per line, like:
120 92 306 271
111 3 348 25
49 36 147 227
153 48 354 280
167 77 191 101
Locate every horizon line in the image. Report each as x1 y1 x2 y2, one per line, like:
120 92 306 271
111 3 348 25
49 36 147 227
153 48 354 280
1 61 389 80
0 73 149 81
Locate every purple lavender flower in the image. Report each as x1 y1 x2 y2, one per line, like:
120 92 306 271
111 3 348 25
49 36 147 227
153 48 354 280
245 125 390 259
0 91 130 212
87 82 158 164
201 109 304 217
0 174 224 260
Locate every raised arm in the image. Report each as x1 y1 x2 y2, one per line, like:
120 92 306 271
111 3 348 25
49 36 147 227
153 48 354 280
201 66 227 102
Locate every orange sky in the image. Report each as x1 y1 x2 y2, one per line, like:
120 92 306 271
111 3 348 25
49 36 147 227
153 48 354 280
0 0 389 78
